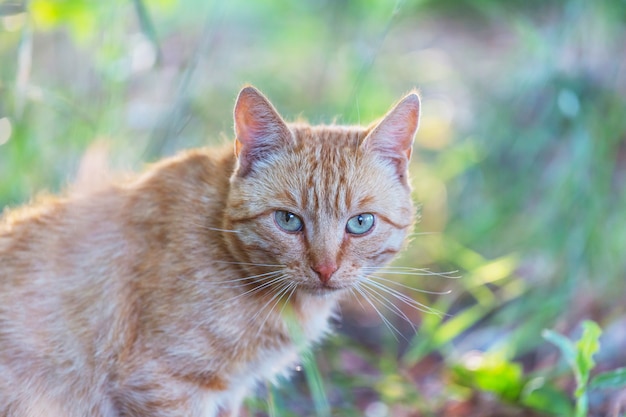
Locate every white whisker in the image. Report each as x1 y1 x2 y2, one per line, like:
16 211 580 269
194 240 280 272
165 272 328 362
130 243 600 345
215 261 286 268
205 227 241 234
352 283 402 341
407 232 440 237
252 282 297 336
222 274 290 303
217 270 286 284
366 274 452 295
176 270 284 288
278 284 298 317
359 276 442 316
189 222 241 234
238 274 289 296
361 266 460 279
356 282 417 333
348 287 368 311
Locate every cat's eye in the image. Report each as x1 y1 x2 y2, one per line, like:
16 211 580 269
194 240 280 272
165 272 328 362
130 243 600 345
346 213 375 235
274 210 304 233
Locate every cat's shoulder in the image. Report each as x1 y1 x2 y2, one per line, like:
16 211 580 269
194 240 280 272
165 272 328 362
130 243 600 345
132 145 234 188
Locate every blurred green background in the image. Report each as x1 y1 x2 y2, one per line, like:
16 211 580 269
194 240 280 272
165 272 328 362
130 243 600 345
1 0 626 416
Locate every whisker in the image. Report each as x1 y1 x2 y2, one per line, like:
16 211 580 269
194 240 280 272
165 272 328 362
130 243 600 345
217 270 286 284
176 270 285 287
250 281 293 322
189 222 241 234
407 231 440 237
214 261 286 268
366 274 452 295
278 284 298 317
252 282 297 336
359 277 442 316
348 287 368 311
238 274 290 296
361 267 460 279
362 279 437 315
362 266 457 273
356 282 417 333
204 227 241 234
351 283 402 341
222 274 290 303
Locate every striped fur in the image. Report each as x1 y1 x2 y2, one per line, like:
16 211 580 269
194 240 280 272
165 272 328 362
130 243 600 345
0 87 420 416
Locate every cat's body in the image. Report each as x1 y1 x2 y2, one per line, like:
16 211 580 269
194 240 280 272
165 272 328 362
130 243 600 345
0 87 420 416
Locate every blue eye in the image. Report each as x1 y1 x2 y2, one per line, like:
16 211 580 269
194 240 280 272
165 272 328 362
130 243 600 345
346 213 375 235
274 210 303 232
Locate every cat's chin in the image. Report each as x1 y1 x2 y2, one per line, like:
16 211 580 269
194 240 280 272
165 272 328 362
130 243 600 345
297 282 350 297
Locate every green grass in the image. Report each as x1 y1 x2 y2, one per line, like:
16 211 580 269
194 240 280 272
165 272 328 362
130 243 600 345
2 0 626 415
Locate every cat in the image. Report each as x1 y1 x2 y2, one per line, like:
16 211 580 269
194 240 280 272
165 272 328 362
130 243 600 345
0 86 420 417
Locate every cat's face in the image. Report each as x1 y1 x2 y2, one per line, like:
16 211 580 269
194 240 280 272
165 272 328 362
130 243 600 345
223 87 419 298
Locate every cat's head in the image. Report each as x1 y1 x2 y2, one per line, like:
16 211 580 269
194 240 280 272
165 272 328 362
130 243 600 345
223 86 419 298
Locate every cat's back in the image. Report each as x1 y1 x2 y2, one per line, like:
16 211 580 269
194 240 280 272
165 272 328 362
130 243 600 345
0 184 125 291
0 185 134 416
0 145 235 416
0 145 234 284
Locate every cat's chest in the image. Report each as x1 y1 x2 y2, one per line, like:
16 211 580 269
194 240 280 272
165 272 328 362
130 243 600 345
241 296 336 381
235 300 335 383
207 296 337 410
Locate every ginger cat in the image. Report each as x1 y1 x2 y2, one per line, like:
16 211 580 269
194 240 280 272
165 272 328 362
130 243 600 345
0 86 420 417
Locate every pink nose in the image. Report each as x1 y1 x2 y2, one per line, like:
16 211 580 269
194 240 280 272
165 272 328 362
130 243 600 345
312 263 338 284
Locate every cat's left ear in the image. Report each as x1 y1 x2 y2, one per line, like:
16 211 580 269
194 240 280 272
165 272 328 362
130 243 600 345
362 91 420 180
233 86 292 177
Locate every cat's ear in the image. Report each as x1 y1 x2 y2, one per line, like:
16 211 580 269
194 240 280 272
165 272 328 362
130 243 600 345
233 86 292 177
362 91 420 180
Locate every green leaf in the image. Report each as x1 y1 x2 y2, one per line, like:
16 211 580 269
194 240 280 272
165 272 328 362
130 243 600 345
543 321 603 417
451 352 524 402
521 377 574 416
591 367 626 390
574 321 601 396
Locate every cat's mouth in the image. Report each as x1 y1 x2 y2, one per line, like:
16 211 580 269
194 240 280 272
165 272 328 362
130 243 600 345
299 281 350 296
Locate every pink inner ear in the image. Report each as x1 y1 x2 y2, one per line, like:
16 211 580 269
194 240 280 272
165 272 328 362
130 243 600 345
233 86 291 176
365 92 420 161
361 92 420 185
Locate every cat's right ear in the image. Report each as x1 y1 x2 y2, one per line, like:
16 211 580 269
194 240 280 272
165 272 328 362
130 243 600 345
361 91 420 185
233 86 292 177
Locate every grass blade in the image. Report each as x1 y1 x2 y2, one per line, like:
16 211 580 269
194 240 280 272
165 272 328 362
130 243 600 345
131 0 162 64
591 367 626 390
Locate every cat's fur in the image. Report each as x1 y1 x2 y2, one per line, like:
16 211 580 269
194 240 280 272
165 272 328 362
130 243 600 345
0 86 420 417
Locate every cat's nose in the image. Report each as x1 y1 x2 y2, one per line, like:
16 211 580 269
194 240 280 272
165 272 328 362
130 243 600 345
311 263 338 284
